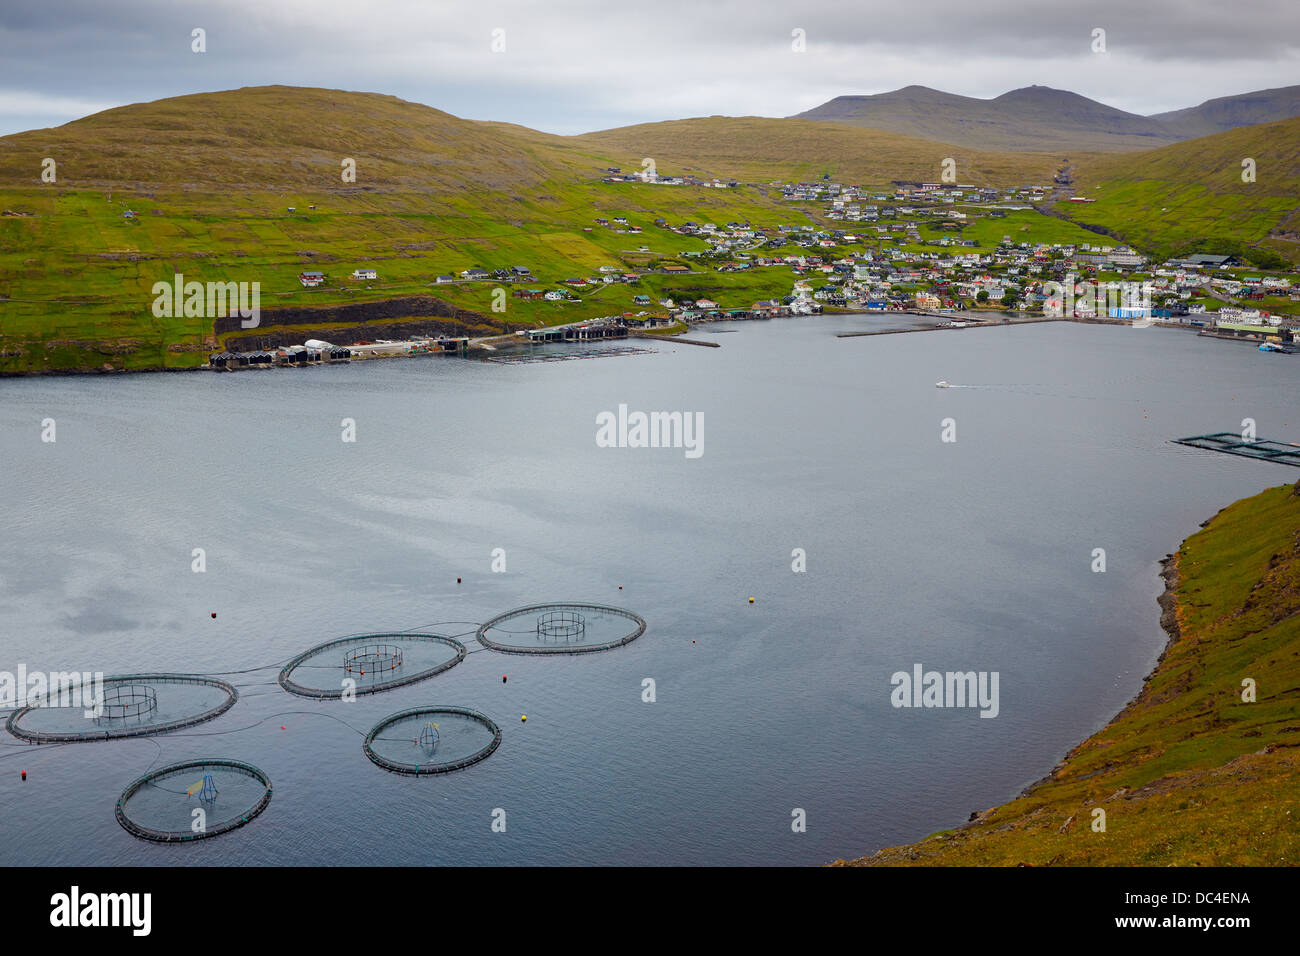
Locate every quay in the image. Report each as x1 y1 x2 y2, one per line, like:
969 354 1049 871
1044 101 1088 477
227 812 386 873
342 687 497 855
836 315 1061 338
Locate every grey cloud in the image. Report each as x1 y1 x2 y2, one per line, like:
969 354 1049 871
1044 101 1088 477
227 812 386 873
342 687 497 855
0 0 1296 136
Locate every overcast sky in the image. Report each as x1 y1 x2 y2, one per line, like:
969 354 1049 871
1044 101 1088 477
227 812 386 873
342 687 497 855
0 0 1297 137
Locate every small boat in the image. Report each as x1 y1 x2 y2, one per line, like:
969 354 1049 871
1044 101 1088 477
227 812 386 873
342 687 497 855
936 381 950 388
1259 342 1291 353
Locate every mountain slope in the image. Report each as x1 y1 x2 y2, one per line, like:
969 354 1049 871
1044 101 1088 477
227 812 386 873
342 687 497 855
1065 116 1300 263
1150 85 1300 139
797 83 1300 154
574 114 1064 185
794 85 1182 152
0 86 593 191
0 86 840 374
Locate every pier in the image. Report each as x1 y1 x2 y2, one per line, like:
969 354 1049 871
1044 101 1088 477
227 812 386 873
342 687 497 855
836 315 1061 338
629 331 719 348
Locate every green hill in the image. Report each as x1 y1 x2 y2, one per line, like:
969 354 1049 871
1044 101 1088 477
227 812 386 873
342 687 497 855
0 86 584 191
1064 117 1300 265
3 84 1298 374
573 114 1064 184
0 86 1071 374
0 88 825 372
836 480 1300 867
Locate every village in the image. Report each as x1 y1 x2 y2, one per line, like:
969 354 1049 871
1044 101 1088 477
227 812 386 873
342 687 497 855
210 174 1299 368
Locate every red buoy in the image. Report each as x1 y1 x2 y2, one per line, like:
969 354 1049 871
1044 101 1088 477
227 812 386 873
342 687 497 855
21 770 26 781
211 612 217 619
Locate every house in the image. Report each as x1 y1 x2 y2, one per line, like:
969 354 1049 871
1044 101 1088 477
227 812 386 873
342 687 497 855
435 275 455 284
299 271 326 287
460 268 490 279
543 290 568 301
351 268 378 280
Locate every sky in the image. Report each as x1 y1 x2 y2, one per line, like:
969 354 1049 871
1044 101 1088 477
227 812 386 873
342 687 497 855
0 0 1297 137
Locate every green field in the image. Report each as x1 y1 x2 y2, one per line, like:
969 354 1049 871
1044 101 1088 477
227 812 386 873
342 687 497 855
1065 117 1300 266
0 179 821 372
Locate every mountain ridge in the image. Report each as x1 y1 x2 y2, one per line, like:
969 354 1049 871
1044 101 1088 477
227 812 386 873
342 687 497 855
795 83 1300 152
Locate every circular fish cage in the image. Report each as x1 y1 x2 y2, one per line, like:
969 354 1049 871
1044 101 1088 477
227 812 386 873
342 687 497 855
343 643 403 676
477 603 646 655
537 609 585 641
364 707 501 775
115 759 272 843
278 633 465 699
95 683 158 723
6 674 237 743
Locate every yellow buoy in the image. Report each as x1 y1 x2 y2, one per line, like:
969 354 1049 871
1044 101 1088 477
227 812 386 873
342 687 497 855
748 597 754 603
521 715 527 722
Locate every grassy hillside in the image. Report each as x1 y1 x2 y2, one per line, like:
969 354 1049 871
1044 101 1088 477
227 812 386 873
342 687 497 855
0 86 588 191
0 88 843 372
1064 117 1300 265
4 85 1299 373
0 86 1078 374
575 115 1065 185
836 480 1300 866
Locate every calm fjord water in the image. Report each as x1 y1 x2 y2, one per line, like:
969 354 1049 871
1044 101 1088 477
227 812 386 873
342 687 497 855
1 318 1296 865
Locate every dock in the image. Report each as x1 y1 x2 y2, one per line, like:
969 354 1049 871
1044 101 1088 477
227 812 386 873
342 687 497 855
836 316 1061 338
1172 433 1300 468
630 332 719 348
526 318 629 342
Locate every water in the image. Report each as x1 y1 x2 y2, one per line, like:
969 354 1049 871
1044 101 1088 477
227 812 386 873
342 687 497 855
0 319 1295 866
